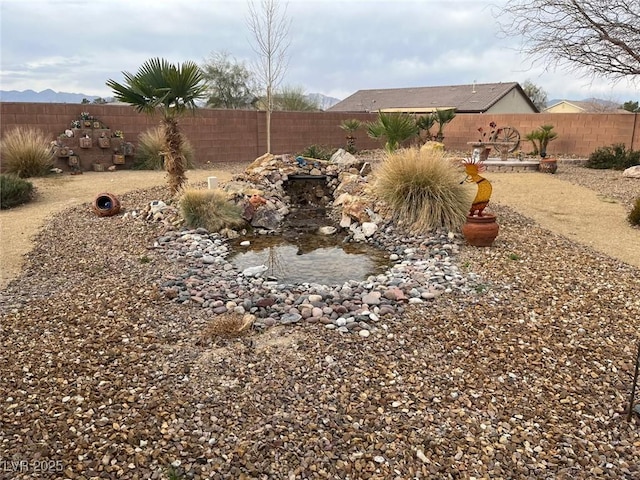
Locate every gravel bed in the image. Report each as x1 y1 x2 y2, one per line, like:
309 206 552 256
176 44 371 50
1 166 639 479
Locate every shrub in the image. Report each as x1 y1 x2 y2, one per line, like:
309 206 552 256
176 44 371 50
298 144 335 160
1 174 35 209
179 189 245 232
374 147 471 232
134 126 195 170
586 143 639 170
629 197 640 226
0 127 53 178
366 112 419 152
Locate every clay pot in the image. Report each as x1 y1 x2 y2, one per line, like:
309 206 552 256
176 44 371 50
539 158 558 174
92 193 121 217
462 214 499 247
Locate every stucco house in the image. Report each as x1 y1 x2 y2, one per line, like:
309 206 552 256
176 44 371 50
327 82 538 114
544 99 630 113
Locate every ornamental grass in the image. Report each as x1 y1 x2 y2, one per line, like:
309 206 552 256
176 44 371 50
374 147 471 232
0 127 54 178
179 188 245 233
134 126 195 170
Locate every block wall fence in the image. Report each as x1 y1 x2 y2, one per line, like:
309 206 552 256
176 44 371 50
1 102 638 168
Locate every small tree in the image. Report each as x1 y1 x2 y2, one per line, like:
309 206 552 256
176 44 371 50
525 124 557 157
272 85 319 111
622 101 639 113
339 119 361 153
247 0 291 154
433 109 456 142
522 80 548 111
416 114 436 143
106 58 207 194
201 51 258 109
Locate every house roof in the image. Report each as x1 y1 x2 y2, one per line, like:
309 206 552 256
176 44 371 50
544 99 630 113
328 82 538 113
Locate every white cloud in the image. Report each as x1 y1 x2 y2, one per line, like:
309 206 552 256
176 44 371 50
0 0 637 103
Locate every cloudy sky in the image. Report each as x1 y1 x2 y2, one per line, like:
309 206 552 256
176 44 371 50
1 0 638 104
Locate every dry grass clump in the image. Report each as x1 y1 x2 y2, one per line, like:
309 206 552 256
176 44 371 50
134 126 195 170
179 188 245 232
202 313 255 339
628 197 640 226
374 147 471 232
0 126 54 178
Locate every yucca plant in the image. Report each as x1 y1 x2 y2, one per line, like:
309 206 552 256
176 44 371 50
366 112 419 152
0 127 54 178
374 147 470 232
134 126 195 170
0 174 35 209
179 189 245 232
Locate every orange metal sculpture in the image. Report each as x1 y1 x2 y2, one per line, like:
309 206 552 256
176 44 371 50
463 157 492 216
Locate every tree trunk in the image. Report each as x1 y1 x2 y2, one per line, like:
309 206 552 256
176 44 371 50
162 117 186 195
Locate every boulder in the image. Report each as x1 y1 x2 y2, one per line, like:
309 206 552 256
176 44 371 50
242 265 268 277
361 222 378 237
251 206 284 230
623 165 640 179
330 148 362 169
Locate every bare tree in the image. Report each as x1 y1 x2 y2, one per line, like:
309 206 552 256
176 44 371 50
246 0 291 154
497 0 640 82
522 79 548 111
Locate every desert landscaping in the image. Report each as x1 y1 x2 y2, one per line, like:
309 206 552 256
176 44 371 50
1 155 639 479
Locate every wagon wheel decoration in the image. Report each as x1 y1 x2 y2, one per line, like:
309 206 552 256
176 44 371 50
491 126 520 155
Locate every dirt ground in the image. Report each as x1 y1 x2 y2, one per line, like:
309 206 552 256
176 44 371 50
487 171 640 269
1 168 639 289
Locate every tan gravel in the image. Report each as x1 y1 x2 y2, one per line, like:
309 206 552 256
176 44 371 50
0 167 237 289
0 162 639 479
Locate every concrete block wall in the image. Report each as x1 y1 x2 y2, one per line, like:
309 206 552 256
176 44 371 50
1 103 638 170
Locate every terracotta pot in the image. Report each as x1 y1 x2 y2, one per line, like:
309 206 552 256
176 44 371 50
92 193 121 217
539 158 557 174
462 214 499 247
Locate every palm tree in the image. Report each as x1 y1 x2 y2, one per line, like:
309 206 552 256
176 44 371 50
433 108 456 142
339 119 362 153
106 58 207 194
366 112 419 152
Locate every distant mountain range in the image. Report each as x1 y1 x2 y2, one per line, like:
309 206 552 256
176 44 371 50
0 89 342 110
0 89 106 103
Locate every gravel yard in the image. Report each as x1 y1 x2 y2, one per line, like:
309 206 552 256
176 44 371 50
1 161 639 479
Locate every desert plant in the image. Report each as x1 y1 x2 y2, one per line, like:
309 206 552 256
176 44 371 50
416 114 436 142
374 147 471 232
433 108 456 141
298 144 334 160
134 126 195 170
107 58 207 194
1 174 35 209
628 197 640 226
339 119 362 153
201 313 255 339
585 143 640 170
0 127 54 178
525 124 557 157
366 112 419 152
179 188 245 232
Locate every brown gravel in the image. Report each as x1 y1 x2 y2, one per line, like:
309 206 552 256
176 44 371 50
1 162 639 479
